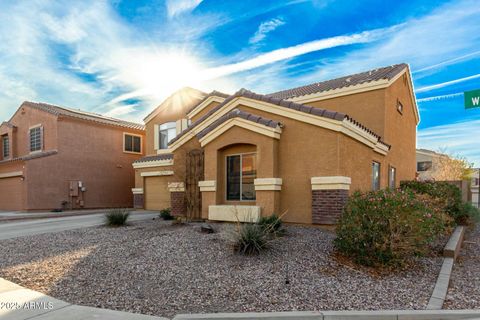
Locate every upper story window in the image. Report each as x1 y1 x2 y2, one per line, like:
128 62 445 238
124 133 142 153
417 161 432 172
29 126 42 152
2 135 9 158
226 153 257 201
372 161 381 191
159 122 176 149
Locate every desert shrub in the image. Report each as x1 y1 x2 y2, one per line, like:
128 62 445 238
334 189 450 267
159 208 174 220
105 208 130 226
258 214 284 235
401 181 464 224
458 202 480 225
232 223 268 255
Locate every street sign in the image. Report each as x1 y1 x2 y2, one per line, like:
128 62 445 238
465 89 480 109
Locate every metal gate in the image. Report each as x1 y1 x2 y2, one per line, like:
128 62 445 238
185 149 204 220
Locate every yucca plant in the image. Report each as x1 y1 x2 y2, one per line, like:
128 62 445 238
104 208 130 226
159 208 174 220
232 223 268 255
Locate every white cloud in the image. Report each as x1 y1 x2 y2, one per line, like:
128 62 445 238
166 0 203 18
412 50 480 74
202 26 393 80
416 92 463 103
249 17 286 44
416 73 480 93
289 0 480 85
418 119 480 166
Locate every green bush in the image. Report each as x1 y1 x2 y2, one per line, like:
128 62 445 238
159 208 174 220
400 181 465 224
233 223 268 255
459 202 480 225
258 214 284 235
334 189 450 267
105 208 130 226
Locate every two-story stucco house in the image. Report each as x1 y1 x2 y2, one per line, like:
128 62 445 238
132 63 418 225
0 102 145 211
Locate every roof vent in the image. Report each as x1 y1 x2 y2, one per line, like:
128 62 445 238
345 77 351 83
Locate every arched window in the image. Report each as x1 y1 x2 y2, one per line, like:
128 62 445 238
159 122 176 149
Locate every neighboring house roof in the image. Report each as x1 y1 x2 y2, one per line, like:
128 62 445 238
134 153 173 164
0 150 58 165
0 121 16 129
267 63 408 100
21 101 145 131
169 88 384 146
197 109 282 139
186 90 230 115
143 87 207 123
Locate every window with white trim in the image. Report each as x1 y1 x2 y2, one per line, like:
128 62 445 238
124 134 142 153
159 122 176 149
226 153 256 201
2 135 9 158
388 166 396 189
372 161 381 191
30 126 42 152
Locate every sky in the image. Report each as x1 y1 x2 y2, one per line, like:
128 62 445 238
0 0 479 165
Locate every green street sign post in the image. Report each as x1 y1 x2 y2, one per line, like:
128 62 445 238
465 89 480 109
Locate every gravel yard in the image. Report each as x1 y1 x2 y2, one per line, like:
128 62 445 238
0 219 443 318
445 224 480 309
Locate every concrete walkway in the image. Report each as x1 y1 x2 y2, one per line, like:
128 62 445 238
0 278 167 320
0 211 157 240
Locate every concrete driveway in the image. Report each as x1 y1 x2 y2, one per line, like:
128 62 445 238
0 211 157 240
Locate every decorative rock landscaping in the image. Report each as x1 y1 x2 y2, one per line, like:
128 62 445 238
0 220 445 318
444 224 480 309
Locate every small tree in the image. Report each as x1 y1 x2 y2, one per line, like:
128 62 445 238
428 150 474 181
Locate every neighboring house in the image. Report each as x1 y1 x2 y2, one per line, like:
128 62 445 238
471 168 479 208
416 148 444 181
0 102 145 211
133 63 418 224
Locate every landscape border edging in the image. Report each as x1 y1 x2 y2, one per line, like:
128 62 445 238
427 225 466 310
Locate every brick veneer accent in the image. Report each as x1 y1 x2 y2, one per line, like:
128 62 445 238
312 189 349 224
171 191 186 216
133 194 144 209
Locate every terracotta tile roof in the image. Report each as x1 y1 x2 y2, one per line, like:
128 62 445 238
0 150 58 165
197 109 281 139
267 63 408 100
22 101 145 131
143 87 207 122
133 153 173 164
186 90 230 115
169 88 346 146
0 121 16 129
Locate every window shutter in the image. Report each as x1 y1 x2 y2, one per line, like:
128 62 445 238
154 124 159 150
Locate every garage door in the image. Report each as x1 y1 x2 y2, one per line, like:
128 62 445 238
144 177 170 210
0 177 23 211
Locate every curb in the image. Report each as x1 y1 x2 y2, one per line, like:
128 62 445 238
427 226 466 310
173 310 480 320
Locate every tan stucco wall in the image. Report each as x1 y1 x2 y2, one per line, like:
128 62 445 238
305 88 387 137
22 118 145 210
0 105 145 211
0 162 25 210
6 106 59 158
383 74 417 183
